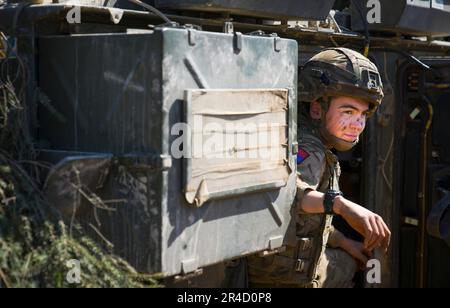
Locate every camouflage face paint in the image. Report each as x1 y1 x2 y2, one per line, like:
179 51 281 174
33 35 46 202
325 97 370 143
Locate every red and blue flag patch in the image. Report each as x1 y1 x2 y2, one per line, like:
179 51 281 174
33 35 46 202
297 149 310 164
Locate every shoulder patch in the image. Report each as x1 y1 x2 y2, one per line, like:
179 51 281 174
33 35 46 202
297 148 310 165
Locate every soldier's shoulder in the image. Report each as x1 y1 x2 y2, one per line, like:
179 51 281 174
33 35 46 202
298 132 325 158
297 141 326 168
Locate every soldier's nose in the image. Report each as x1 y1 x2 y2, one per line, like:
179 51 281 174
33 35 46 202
350 117 365 132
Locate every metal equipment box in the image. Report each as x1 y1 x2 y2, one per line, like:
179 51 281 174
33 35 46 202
155 0 335 20
352 0 450 36
37 27 298 276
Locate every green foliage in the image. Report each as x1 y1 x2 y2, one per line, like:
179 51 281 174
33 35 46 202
0 66 160 288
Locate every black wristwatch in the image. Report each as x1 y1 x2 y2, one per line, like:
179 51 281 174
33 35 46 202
323 190 343 215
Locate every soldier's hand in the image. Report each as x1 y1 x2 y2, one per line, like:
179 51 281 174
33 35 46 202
340 238 373 270
333 196 391 253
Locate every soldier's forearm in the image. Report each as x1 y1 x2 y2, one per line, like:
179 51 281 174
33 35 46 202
300 190 347 215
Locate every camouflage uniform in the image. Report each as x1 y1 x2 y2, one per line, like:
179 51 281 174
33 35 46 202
248 47 384 288
247 118 356 288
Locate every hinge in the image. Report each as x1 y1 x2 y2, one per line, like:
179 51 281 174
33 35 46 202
270 33 281 52
223 21 234 34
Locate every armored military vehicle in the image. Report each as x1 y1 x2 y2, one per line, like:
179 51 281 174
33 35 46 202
0 0 449 287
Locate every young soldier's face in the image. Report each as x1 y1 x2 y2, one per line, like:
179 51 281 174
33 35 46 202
324 97 370 143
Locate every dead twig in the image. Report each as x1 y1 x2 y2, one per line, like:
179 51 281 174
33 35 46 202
0 267 12 288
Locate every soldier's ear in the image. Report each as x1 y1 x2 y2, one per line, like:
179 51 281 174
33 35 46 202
310 101 322 120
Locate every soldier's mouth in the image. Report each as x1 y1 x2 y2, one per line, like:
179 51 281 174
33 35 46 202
343 134 358 141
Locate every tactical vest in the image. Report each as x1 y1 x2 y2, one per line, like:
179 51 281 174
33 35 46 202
247 128 340 288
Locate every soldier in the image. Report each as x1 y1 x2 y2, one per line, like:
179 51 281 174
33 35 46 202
248 47 391 288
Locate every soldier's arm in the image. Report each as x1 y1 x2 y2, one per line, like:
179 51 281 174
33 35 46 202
296 143 326 212
298 191 391 253
296 142 391 252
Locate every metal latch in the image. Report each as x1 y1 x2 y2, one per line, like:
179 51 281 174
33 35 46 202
234 32 243 53
188 29 196 46
180 258 199 275
184 24 202 46
258 246 286 257
270 33 281 52
258 236 286 257
297 238 313 252
173 257 203 282
295 259 307 273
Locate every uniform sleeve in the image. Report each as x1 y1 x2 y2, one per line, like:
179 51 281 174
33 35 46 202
296 142 326 212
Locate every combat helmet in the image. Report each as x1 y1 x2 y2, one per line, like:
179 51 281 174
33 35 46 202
298 47 384 151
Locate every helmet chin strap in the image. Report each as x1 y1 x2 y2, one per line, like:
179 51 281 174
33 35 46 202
318 118 359 152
